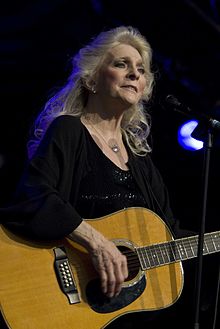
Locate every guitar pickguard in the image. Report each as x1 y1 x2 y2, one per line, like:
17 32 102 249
86 275 146 313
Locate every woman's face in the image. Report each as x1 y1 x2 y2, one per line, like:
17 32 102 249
96 43 147 107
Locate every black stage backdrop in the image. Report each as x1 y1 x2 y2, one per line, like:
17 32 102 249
0 1 219 328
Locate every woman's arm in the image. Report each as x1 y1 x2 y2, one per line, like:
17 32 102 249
0 116 83 238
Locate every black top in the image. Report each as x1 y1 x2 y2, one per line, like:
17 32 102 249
0 115 177 240
75 127 147 218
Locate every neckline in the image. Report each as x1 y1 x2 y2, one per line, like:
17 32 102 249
82 123 129 172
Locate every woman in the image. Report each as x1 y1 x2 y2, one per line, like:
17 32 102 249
1 26 191 328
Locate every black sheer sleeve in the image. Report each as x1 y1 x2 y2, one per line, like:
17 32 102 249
0 116 84 240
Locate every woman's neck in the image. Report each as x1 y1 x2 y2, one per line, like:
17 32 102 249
82 105 125 139
83 95 128 137
82 113 122 139
81 100 129 169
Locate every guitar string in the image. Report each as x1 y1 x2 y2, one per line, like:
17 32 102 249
121 236 220 269
121 238 210 258
117 235 219 268
73 235 220 273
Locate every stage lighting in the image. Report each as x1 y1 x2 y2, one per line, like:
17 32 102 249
178 120 204 151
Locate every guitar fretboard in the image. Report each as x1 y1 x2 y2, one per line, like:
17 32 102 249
136 231 220 270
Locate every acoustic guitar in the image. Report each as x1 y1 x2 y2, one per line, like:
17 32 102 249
0 207 219 329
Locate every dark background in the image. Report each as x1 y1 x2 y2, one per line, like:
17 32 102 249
0 1 219 328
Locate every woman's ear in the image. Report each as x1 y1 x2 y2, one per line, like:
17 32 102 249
83 78 97 94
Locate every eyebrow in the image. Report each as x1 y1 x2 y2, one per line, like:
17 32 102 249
114 56 144 65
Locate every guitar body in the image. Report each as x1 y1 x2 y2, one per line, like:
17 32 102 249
0 207 183 329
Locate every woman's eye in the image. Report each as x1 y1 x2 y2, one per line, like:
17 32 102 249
138 67 145 74
115 61 126 68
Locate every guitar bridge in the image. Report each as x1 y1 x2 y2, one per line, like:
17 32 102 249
53 246 80 304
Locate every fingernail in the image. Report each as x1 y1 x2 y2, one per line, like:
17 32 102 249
107 293 114 298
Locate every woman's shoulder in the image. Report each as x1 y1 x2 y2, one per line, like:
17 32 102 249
42 115 85 149
47 115 83 138
50 114 82 130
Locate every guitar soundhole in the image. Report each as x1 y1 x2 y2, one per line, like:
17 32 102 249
118 245 141 281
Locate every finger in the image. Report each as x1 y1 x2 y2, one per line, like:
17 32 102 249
121 254 128 279
112 259 126 296
99 266 108 294
91 252 109 294
96 254 116 296
103 258 117 297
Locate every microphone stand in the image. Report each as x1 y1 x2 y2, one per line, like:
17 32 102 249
193 129 213 329
162 95 219 328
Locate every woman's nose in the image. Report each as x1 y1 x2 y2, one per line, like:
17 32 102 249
127 67 140 80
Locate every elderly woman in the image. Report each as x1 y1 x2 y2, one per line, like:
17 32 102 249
1 26 193 329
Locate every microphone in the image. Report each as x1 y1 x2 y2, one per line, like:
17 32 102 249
164 94 220 132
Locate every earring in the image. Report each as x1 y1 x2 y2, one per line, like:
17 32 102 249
91 85 97 94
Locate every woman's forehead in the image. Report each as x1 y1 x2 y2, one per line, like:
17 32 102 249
105 44 143 62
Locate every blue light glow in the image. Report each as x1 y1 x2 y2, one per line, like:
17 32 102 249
178 120 204 151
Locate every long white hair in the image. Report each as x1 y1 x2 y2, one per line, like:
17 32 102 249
27 26 155 159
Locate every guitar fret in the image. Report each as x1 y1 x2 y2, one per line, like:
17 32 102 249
181 238 196 259
176 240 188 260
156 245 165 264
203 240 209 254
188 238 196 257
207 234 217 252
159 243 171 264
152 245 161 266
181 241 188 257
172 241 182 261
211 233 220 251
137 248 148 270
160 243 174 264
148 246 158 267
168 242 178 261
204 237 212 254
143 248 151 268
158 244 166 264
190 236 198 256
186 238 195 257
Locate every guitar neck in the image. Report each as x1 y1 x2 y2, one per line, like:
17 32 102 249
137 231 220 270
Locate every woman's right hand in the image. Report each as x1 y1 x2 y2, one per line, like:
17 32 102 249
69 221 128 297
90 236 128 297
